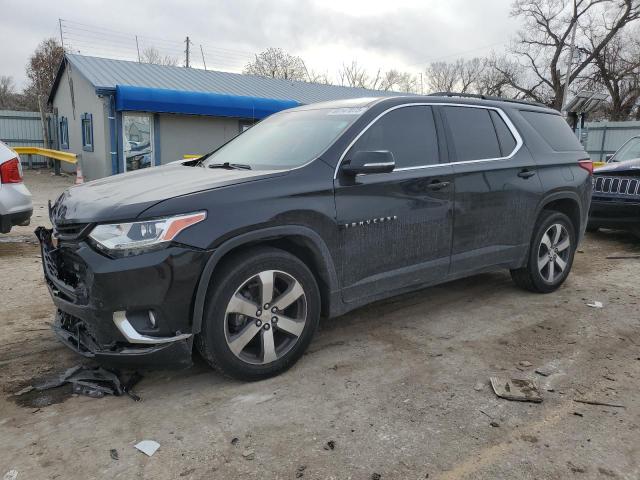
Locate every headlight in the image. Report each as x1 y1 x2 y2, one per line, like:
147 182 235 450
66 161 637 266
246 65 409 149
89 211 206 254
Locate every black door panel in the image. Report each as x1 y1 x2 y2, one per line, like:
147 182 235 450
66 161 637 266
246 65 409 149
438 105 544 275
449 154 543 274
334 105 453 303
336 166 454 302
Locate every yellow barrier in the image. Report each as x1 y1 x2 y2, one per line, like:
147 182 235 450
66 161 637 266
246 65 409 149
13 146 77 164
183 154 203 159
593 161 607 169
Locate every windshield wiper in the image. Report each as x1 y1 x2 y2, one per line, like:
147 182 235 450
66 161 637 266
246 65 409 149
208 162 252 170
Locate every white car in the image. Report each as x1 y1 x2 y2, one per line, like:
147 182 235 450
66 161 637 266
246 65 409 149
0 141 33 233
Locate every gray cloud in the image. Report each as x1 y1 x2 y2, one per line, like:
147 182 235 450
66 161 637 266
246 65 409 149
1 0 519 88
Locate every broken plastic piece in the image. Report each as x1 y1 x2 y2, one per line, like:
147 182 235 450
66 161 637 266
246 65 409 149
490 377 543 403
135 440 160 457
586 301 603 308
30 365 143 401
33 365 82 391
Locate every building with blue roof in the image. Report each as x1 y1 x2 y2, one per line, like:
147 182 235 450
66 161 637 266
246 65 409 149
48 54 399 180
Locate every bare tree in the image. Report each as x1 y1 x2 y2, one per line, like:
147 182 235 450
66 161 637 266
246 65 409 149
425 58 487 93
307 69 332 85
425 60 461 92
394 72 419 93
482 54 531 98
376 69 418 92
140 47 178 66
25 38 64 146
337 60 370 88
580 25 640 119
244 48 308 81
0 76 18 109
505 0 640 109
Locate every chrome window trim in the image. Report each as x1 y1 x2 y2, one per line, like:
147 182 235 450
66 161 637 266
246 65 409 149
333 102 524 179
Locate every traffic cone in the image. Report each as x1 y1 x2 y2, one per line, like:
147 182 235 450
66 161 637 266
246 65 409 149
75 163 85 184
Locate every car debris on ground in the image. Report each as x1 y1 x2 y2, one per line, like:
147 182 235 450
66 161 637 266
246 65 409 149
586 301 604 308
18 365 143 401
134 440 160 457
490 377 543 403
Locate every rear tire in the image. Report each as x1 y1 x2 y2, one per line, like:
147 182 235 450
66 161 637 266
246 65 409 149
196 247 320 381
511 210 576 293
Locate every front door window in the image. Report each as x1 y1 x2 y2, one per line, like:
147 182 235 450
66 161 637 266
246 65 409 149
123 114 154 171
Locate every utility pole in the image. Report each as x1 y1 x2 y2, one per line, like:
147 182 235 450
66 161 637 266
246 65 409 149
135 35 141 62
200 45 207 70
185 36 191 68
58 19 65 51
561 15 578 111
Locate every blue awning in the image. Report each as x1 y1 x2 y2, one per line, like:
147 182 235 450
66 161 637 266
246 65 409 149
115 85 300 119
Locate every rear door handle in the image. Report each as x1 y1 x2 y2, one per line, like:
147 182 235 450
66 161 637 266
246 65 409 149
518 169 536 179
427 180 450 191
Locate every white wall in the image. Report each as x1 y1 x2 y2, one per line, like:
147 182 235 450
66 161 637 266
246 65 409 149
52 66 111 180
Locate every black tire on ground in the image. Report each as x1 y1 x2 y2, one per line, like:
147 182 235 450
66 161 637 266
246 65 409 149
511 210 577 293
196 246 320 381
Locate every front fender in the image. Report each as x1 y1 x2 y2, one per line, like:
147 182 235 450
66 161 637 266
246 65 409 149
190 225 338 334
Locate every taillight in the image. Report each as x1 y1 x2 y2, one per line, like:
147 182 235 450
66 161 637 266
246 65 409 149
578 159 593 175
0 157 23 184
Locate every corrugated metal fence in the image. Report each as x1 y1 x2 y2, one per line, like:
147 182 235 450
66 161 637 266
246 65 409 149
0 110 52 167
584 121 640 161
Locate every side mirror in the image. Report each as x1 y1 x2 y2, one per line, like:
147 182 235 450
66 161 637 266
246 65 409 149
342 150 395 175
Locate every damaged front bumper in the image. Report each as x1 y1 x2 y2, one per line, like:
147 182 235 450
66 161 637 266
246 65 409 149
36 226 211 368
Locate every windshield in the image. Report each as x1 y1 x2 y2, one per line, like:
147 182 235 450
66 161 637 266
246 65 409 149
204 107 365 170
611 137 640 163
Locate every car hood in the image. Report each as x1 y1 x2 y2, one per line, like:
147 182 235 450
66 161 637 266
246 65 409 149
595 158 640 175
51 163 286 224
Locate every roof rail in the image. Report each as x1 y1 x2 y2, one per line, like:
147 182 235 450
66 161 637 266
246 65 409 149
427 92 547 108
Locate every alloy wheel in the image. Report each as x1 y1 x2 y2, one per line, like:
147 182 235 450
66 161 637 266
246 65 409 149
224 270 307 365
537 223 571 283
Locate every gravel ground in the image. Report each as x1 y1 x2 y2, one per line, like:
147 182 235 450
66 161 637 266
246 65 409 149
1 170 639 480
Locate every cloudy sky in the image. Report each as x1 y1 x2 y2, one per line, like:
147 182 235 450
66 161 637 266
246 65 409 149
1 0 520 89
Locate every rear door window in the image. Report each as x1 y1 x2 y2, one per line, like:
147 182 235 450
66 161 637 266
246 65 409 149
520 110 582 151
442 106 502 161
349 105 439 169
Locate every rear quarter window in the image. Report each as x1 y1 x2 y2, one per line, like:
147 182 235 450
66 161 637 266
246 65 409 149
520 110 582 151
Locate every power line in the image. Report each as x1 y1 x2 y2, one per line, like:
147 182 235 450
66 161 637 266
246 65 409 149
407 41 507 67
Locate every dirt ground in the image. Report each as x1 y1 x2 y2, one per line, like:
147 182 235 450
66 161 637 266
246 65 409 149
1 170 640 480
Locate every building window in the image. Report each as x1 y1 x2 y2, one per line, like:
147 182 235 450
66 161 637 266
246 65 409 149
81 113 93 152
123 113 154 171
59 117 69 149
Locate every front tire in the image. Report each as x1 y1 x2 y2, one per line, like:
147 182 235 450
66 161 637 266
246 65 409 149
196 247 320 381
511 210 576 293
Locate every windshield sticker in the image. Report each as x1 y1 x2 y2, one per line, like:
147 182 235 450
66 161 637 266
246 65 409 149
327 107 368 116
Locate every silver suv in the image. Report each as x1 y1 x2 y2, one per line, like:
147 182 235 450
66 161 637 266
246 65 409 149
0 141 33 233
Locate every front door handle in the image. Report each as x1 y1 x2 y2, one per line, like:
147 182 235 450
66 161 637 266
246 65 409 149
518 169 536 179
427 180 450 191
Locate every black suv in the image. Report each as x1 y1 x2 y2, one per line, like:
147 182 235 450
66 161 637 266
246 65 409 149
37 95 592 380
